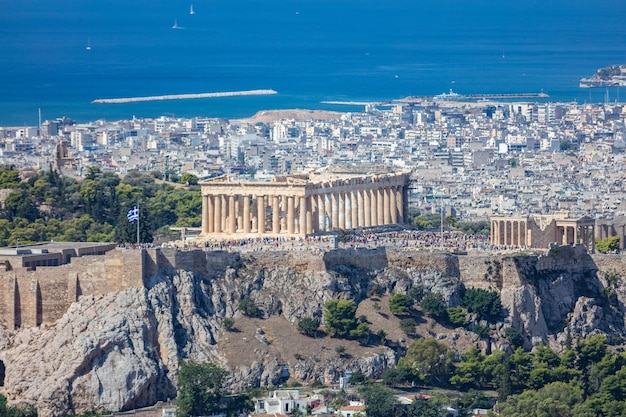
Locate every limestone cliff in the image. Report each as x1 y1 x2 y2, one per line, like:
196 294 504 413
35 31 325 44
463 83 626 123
0 245 625 417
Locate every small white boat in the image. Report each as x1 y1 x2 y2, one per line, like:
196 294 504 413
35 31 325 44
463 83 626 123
190 4 195 15
172 19 179 29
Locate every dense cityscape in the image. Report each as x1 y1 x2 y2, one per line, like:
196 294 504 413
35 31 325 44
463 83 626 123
2 98 625 222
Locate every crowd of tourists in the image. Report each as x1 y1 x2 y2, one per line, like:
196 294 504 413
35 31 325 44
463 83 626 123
158 228 532 254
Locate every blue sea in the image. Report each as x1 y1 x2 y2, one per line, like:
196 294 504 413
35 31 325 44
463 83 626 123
1 0 625 126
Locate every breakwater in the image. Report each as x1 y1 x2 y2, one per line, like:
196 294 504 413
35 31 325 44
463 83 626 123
91 89 277 104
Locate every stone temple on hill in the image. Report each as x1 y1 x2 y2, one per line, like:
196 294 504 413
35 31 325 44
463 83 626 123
199 168 411 238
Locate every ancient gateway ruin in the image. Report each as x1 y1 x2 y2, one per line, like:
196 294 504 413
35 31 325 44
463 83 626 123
490 212 596 252
200 169 411 238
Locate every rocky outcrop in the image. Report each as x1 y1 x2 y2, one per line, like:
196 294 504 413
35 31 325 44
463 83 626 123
1 245 626 417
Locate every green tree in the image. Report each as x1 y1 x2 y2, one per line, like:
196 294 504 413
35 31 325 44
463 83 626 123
450 346 486 389
324 299 358 337
595 236 620 253
496 381 584 417
505 327 525 349
359 384 404 417
446 307 467 326
406 397 441 417
348 371 367 386
180 173 199 186
509 347 532 392
382 366 417 387
376 329 387 345
400 337 455 386
599 365 626 401
0 167 20 189
389 293 414 315
349 322 370 340
461 287 502 322
3 190 39 221
223 318 235 331
237 297 261 317
297 317 320 337
409 285 426 302
575 334 608 371
456 390 492 416
421 292 446 318
399 318 417 336
177 361 228 417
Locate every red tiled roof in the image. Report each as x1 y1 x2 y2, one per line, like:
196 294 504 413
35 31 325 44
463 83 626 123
339 405 366 411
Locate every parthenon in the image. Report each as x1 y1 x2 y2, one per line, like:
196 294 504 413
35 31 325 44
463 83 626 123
200 169 410 238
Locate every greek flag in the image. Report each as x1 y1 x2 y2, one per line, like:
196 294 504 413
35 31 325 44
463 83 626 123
127 206 139 223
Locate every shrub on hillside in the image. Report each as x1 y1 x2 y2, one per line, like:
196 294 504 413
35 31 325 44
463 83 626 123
461 288 502 322
389 293 414 315
421 293 446 318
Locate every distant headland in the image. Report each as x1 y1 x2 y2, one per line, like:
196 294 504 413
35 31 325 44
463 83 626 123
579 64 626 88
91 89 278 104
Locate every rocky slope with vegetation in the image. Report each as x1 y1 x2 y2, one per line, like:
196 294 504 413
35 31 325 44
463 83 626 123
1 245 626 416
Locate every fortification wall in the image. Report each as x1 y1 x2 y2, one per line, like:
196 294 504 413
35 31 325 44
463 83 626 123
4 243 625 330
0 249 146 328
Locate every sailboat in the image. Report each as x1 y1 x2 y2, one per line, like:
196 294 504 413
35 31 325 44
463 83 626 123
190 4 195 15
172 19 179 29
86 37 91 50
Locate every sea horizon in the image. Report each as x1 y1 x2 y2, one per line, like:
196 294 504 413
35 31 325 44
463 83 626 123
1 0 625 126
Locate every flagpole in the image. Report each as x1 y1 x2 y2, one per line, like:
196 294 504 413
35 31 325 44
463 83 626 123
136 205 140 245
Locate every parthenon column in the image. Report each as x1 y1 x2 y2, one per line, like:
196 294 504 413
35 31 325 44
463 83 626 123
338 193 346 229
493 220 501 245
228 195 236 234
287 196 295 234
377 188 384 226
257 195 265 234
318 194 327 231
351 191 358 229
364 189 372 227
204 196 212 233
344 192 351 229
370 189 378 227
383 187 390 225
390 187 398 224
331 193 339 230
243 194 251 233
214 194 222 233
220 195 227 233
396 186 404 223
301 196 309 235
325 194 333 230
358 190 365 227
272 196 280 234
311 194 318 233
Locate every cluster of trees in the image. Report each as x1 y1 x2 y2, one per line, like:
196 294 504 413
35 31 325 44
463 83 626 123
294 286 502 351
323 300 369 340
177 361 251 417
376 334 626 417
0 167 201 245
355 380 490 417
389 286 502 333
410 212 490 236
596 236 620 253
